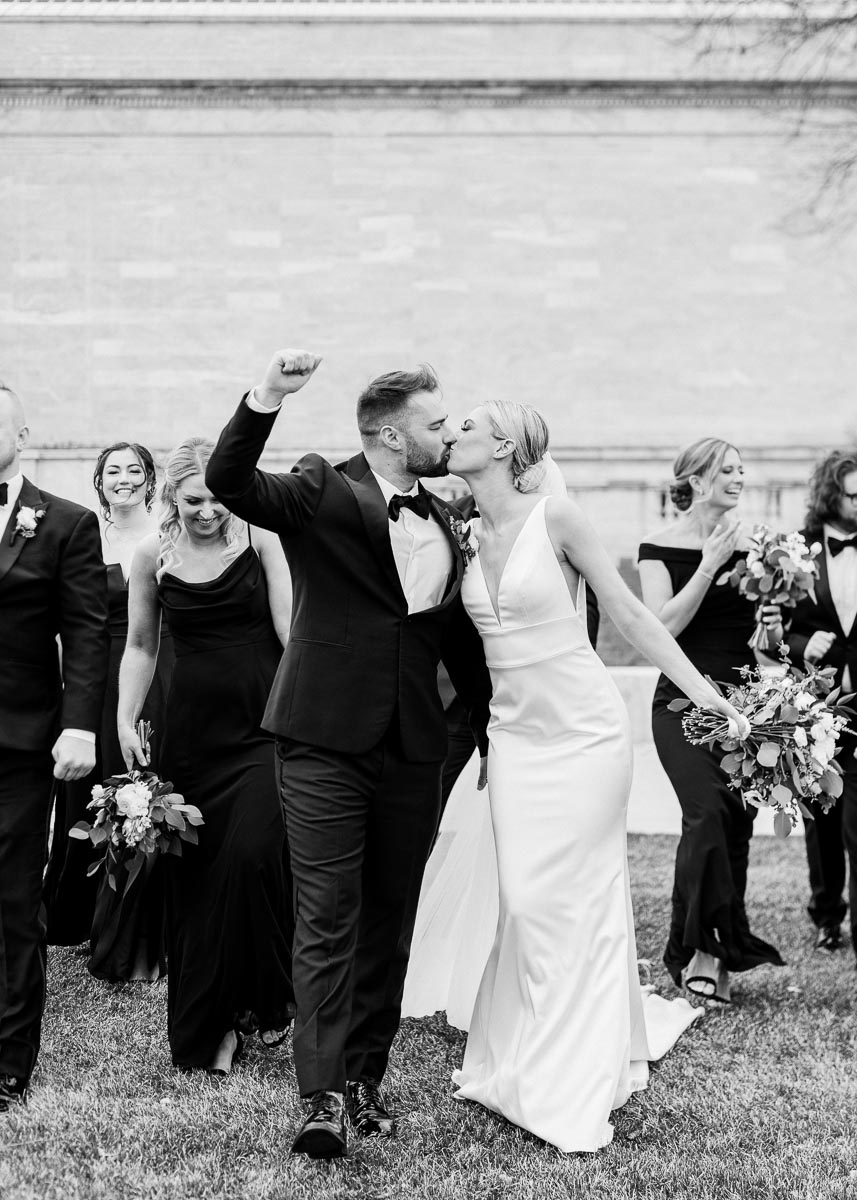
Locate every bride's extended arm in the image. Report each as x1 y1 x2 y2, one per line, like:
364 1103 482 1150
545 498 747 725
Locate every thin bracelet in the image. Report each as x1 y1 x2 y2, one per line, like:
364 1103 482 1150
698 567 716 583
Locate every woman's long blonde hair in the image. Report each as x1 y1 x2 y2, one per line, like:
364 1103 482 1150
156 437 244 581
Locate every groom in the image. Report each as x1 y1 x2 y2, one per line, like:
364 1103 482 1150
207 349 490 1158
0 382 108 1113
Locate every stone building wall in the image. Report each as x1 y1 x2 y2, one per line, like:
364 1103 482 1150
1 2 855 554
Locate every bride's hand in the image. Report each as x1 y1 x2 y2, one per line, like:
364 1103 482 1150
699 691 750 740
477 756 488 791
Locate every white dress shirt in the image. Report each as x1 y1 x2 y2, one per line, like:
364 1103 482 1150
1 470 94 744
244 391 453 613
369 471 453 613
0 470 23 529
824 523 857 691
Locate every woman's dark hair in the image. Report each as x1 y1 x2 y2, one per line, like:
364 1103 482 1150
356 364 440 442
805 448 857 529
93 441 157 520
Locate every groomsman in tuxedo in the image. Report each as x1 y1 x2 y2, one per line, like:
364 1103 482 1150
0 384 108 1113
786 448 857 956
207 349 490 1158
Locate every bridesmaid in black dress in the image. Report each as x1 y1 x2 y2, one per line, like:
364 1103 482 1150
44 442 173 981
118 436 293 1074
638 438 785 1002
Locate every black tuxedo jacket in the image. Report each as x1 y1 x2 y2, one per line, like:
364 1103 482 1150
786 525 857 689
207 398 491 761
0 478 109 753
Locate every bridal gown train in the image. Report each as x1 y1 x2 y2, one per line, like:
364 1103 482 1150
402 495 699 1153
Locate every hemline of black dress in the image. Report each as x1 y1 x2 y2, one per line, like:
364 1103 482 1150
157 545 293 1069
638 543 785 984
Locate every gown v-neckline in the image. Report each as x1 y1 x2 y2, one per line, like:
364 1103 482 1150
476 497 548 627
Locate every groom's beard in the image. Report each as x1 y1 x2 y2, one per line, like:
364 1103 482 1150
404 440 451 479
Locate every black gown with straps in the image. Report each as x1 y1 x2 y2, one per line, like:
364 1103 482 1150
638 544 785 985
157 545 293 1068
44 561 173 974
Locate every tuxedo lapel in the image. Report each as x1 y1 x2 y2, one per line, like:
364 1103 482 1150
810 527 847 640
428 495 464 609
0 478 50 588
341 454 406 601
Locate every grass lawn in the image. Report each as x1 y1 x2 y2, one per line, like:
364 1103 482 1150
1 834 854 1200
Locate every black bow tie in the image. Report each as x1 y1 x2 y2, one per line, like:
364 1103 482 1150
829 535 857 558
0 481 8 506
388 488 432 522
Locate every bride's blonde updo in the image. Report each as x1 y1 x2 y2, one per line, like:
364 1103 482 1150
670 437 738 511
483 400 551 494
156 436 245 581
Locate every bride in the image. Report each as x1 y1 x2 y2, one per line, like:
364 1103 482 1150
402 400 749 1153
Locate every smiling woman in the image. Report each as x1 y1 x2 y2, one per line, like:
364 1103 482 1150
115 435 295 1075
638 436 786 1004
41 438 175 984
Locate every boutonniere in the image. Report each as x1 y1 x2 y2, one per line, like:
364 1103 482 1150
446 514 478 564
12 504 46 543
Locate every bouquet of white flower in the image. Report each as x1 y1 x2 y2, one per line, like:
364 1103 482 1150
670 651 853 838
69 721 203 897
718 525 821 651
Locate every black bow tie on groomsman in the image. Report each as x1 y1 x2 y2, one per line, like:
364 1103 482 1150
388 487 433 522
0 481 8 506
828 534 857 558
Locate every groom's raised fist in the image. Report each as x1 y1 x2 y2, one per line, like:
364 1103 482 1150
256 348 322 409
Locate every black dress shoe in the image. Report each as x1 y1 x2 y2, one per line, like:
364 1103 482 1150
346 1079 396 1138
291 1091 346 1159
816 923 843 951
0 1075 28 1115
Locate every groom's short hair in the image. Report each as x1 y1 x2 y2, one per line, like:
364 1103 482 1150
356 364 440 441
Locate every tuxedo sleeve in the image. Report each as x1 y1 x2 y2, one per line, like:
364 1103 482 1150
58 508 109 733
206 394 326 532
440 600 492 757
785 592 826 667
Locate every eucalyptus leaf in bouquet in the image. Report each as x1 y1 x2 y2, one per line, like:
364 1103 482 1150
670 650 854 838
69 721 204 896
718 525 821 652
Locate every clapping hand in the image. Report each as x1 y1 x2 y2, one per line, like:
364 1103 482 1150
700 517 742 578
256 349 322 410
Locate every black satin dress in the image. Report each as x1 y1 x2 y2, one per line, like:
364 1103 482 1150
638 544 785 985
157 546 293 1069
44 561 173 974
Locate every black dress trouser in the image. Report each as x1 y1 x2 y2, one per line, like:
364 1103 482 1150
805 732 857 949
0 749 54 1080
276 729 442 1095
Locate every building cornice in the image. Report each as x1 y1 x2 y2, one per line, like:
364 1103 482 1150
2 78 856 108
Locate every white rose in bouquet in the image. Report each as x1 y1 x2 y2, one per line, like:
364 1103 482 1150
115 781 151 821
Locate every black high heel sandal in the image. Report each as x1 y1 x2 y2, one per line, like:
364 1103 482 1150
259 1025 290 1049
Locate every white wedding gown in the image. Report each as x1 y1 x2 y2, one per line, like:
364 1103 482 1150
402 495 700 1152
